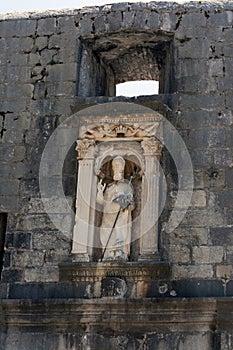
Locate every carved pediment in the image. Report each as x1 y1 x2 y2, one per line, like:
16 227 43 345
80 122 159 141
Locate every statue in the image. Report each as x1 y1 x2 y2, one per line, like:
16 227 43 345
97 156 135 261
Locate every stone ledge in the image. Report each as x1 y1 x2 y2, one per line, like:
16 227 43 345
0 278 230 299
0 297 218 333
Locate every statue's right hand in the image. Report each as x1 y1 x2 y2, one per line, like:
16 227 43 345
97 179 106 193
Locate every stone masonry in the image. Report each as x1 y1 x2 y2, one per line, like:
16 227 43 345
0 1 233 349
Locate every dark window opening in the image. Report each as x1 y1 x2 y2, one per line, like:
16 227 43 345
79 30 174 98
0 213 7 279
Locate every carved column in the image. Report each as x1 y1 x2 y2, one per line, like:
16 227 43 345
72 139 96 261
140 138 163 261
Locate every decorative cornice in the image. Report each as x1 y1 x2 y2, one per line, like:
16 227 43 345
0 298 219 333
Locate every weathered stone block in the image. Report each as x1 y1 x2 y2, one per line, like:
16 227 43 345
12 250 44 268
58 15 76 31
178 39 210 59
173 279 223 297
169 246 190 263
217 191 233 207
224 57 233 76
214 149 233 167
111 3 130 11
93 15 107 33
46 82 75 97
106 12 123 31
32 230 71 250
209 59 224 77
160 12 176 31
0 283 8 298
186 208 224 227
133 11 149 28
35 36 48 51
0 19 36 37
225 209 233 226
172 264 214 279
47 63 77 82
3 129 25 144
0 163 11 177
193 246 224 264
169 227 209 246
24 266 59 282
180 93 225 109
37 17 57 36
216 264 233 279
0 196 19 212
1 268 23 282
209 11 233 26
40 49 58 65
0 179 19 195
171 190 207 208
210 227 233 245
0 38 7 52
191 190 207 207
179 13 207 27
226 168 233 189
77 15 93 36
44 249 69 265
190 150 213 169
189 128 225 149
19 178 39 196
58 48 77 63
218 76 233 91
5 112 31 130
7 37 33 53
122 11 135 28
4 232 31 250
6 83 34 99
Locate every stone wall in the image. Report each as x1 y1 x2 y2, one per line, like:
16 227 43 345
0 1 233 349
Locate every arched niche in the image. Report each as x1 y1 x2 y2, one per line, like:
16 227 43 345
93 150 143 262
71 104 164 262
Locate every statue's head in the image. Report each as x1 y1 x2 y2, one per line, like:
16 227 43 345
112 156 125 181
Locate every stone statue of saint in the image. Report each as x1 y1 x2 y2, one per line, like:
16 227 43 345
97 156 135 261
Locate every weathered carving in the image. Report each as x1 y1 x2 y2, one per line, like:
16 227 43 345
76 139 96 159
80 123 159 141
141 137 163 157
59 262 171 283
97 156 135 261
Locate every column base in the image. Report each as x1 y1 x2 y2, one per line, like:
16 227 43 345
71 253 89 262
138 252 161 262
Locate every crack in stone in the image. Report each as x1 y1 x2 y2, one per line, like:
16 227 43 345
0 113 6 139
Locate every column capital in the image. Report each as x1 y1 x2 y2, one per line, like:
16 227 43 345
76 139 96 160
141 137 163 158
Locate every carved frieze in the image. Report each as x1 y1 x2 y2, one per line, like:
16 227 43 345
59 262 170 283
79 122 160 141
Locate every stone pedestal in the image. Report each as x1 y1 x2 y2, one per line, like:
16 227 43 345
59 261 170 298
